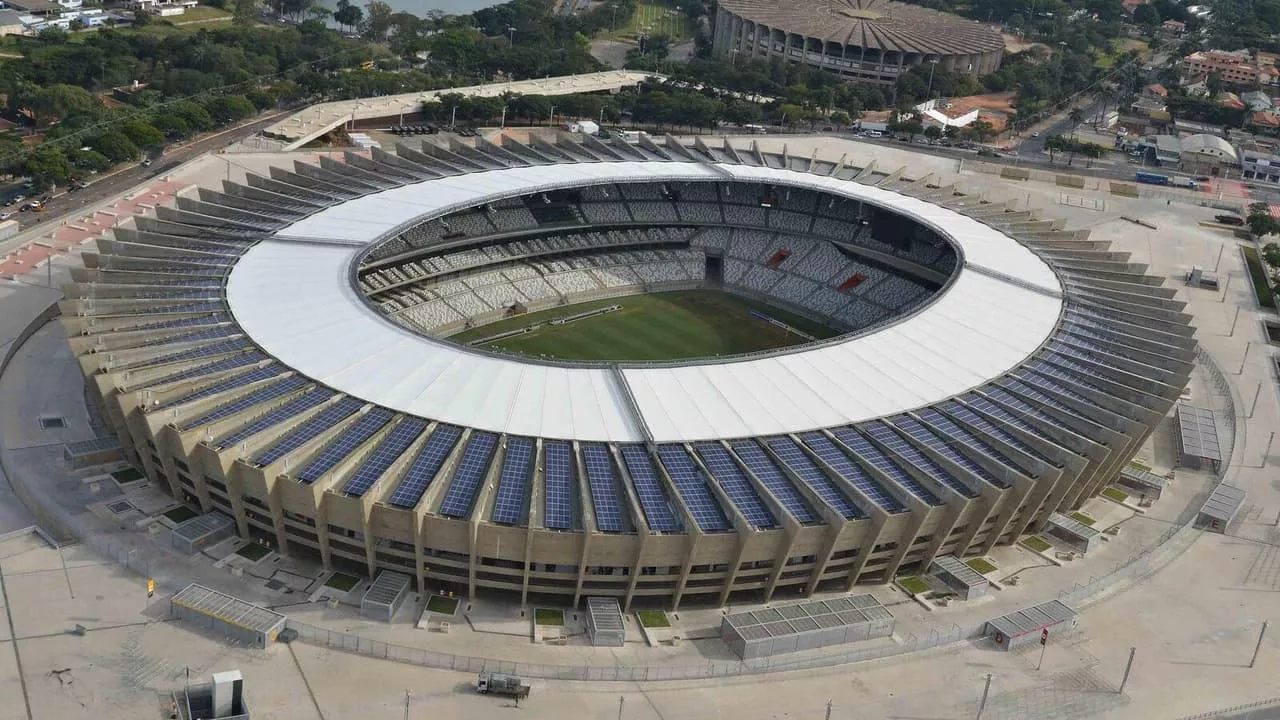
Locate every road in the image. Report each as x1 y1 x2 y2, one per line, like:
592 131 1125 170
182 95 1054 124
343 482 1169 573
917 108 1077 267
1013 98 1108 156
10 111 290 232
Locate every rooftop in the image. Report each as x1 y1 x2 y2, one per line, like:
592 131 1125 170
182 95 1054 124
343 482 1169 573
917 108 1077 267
716 0 1004 55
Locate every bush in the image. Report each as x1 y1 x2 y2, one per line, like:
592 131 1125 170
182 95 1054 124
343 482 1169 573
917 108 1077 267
1243 246 1277 309
896 576 930 595
1021 536 1053 553
1102 487 1130 503
965 557 998 574
534 608 564 626
638 610 670 627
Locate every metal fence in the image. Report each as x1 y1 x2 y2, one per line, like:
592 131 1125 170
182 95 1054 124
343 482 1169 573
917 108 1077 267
282 617 989 682
1176 697 1280 720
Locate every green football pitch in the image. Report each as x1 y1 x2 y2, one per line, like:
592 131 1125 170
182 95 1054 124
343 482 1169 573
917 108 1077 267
448 290 840 363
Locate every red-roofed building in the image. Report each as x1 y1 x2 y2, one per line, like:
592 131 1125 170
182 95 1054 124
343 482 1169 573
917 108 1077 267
1161 19 1185 35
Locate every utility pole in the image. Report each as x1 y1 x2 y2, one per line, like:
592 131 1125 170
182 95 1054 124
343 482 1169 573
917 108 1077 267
617 695 624 720
404 689 411 720
975 674 993 720
1036 628 1049 671
1250 621 1268 669
1118 647 1135 695
1237 341 1251 375
1249 382 1262 418
1262 433 1275 469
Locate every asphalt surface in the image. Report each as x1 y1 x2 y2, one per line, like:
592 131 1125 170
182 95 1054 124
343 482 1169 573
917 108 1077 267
7 111 289 232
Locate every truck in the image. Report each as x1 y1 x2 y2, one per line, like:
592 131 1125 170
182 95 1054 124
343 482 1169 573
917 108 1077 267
1215 214 1245 226
1135 172 1198 189
477 672 530 699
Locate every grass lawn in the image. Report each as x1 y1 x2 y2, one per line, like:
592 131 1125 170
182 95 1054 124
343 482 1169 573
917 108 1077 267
1102 487 1130 503
324 572 360 591
427 594 460 614
111 467 145 483
171 5 233 23
609 0 692 42
896 576 930 595
235 542 271 562
163 505 198 524
1021 536 1053 553
450 290 839 363
1243 245 1276 309
534 608 564 626
965 557 998 575
637 610 670 628
1128 459 1152 472
1070 511 1097 526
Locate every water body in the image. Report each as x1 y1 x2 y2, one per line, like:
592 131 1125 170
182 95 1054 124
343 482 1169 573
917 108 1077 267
316 0 504 18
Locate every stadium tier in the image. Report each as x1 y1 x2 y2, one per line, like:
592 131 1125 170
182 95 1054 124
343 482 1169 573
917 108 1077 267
62 132 1196 610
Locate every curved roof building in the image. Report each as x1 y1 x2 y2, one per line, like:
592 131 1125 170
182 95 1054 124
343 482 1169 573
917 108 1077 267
64 132 1195 610
713 0 1005 85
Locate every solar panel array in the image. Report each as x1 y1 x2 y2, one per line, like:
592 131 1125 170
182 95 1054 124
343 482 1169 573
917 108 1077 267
916 408 1024 477
693 443 777 529
156 363 284 412
388 424 463 508
150 352 264 389
438 432 499 518
297 408 394 484
889 416 1005 490
982 388 1073 432
128 312 230 333
341 417 428 497
582 443 625 532
542 441 576 530
729 440 818 523
801 431 909 512
655 445 732 532
491 437 534 525
215 388 334 449
254 397 365 466
766 436 865 519
176 375 308 432
1004 377 1100 423
147 338 254 368
943 399 1053 464
619 445 680 532
828 428 940 507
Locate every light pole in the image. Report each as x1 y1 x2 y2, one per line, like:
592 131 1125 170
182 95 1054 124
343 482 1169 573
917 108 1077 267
926 58 938 99
507 26 516 45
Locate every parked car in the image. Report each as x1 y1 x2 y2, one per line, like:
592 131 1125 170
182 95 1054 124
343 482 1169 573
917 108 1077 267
0 212 14 221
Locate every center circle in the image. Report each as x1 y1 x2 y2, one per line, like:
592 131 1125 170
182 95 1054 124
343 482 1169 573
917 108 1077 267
356 179 958 365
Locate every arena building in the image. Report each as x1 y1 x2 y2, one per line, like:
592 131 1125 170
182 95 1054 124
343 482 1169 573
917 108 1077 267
712 0 1005 86
62 133 1194 611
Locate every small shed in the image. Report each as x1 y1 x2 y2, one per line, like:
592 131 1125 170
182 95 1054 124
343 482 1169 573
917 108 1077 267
360 570 411 622
1046 512 1101 553
171 583 285 648
169 512 236 555
586 596 625 647
928 555 990 600
1196 484 1245 533
1116 466 1166 501
1177 404 1222 471
721 594 895 660
986 600 1077 651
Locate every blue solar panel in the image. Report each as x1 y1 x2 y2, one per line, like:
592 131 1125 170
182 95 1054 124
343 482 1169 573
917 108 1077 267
388 424 463 508
158 364 286 412
874 419 986 495
177 375 309 431
139 326 237 348
582 444 625 532
801 431 911 511
543 442 576 530
132 302 225 315
827 428 939 507
656 445 731 532
729 440 818 523
297 408 394 484
128 312 228 333
1004 376 1103 421
942 399 1054 465
694 443 777 529
766 437 865 519
491 437 534 525
438 432 499 518
915 409 1020 482
215 388 334 449
341 417 428 497
981 388 1073 432
141 338 254 368
619 445 680 532
150 352 263 388
254 397 365 466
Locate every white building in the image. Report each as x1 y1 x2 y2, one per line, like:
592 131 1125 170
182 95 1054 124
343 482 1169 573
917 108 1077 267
914 99 980 129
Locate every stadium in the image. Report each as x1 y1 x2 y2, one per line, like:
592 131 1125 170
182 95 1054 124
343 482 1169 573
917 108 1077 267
711 0 1005 86
62 132 1194 613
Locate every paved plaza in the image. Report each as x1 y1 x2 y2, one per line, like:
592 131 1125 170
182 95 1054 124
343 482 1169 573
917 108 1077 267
0 135 1277 719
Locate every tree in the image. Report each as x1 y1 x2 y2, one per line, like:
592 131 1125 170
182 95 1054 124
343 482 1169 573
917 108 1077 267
1133 3 1160 26
1068 107 1085 138
132 10 151 26
1262 242 1280 268
245 89 276 110
334 0 362 31
233 0 257 25
119 119 166 150
1248 202 1280 238
23 145 70 191
362 0 394 41
90 131 140 163
31 84 98 126
69 18 85 31
1207 72 1224 97
1045 134 1066 164
204 95 256 124
924 125 943 140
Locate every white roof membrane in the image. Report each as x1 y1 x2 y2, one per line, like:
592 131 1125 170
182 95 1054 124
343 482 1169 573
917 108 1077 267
228 162 1064 443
